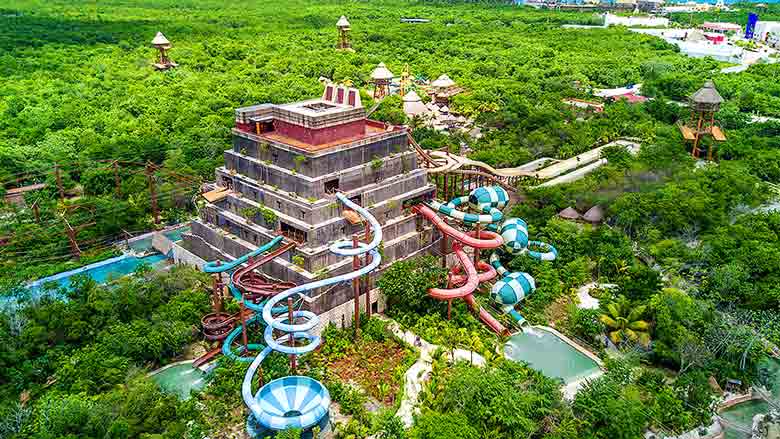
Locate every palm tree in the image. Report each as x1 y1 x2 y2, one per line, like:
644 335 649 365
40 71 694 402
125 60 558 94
600 296 651 347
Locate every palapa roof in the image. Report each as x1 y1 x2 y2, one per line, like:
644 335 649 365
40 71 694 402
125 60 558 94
371 62 394 80
402 90 422 102
151 32 171 47
558 207 581 220
402 90 426 115
336 15 350 28
431 74 456 88
582 205 605 223
691 80 724 105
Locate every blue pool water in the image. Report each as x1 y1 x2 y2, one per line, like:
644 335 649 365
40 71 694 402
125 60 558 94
504 327 601 383
127 226 189 254
163 225 190 242
27 253 168 297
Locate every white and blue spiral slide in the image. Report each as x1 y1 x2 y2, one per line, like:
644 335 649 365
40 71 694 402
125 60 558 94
242 192 382 435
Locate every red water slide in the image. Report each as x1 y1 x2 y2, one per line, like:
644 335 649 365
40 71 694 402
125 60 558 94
231 242 297 298
413 205 503 248
414 205 509 336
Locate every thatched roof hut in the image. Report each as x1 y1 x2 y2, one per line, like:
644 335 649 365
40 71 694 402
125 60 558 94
583 205 605 224
558 207 581 220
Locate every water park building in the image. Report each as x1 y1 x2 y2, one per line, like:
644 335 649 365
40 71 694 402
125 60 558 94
183 83 437 329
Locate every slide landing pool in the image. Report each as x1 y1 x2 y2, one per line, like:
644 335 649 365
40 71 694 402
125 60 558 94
150 362 206 400
504 326 601 384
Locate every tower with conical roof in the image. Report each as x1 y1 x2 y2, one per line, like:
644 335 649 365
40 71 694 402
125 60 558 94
431 73 460 105
370 62 394 99
151 32 178 70
336 16 352 51
678 80 726 160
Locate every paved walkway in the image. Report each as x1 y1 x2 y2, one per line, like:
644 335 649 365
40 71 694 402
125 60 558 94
381 318 485 427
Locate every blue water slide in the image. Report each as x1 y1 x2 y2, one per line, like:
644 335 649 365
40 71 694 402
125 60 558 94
203 236 284 273
202 236 290 361
242 192 383 432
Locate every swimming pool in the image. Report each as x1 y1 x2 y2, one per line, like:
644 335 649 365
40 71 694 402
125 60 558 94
150 362 206 400
504 326 602 383
26 253 168 297
719 359 780 438
163 225 190 242
721 399 768 438
126 225 190 254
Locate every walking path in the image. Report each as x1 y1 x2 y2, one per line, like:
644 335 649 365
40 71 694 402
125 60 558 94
381 318 485 427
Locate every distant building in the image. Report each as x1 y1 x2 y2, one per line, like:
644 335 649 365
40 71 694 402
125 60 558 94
604 13 669 28
402 90 427 117
595 84 647 103
562 98 605 113
662 2 716 13
754 21 780 42
700 22 741 34
637 0 664 13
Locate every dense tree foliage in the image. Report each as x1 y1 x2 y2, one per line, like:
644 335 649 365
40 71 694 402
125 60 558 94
0 266 211 438
3 0 780 437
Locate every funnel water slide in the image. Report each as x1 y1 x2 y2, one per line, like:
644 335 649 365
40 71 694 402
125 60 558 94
242 192 382 432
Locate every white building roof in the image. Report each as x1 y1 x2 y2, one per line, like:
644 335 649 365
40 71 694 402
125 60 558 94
403 99 427 116
594 84 642 98
371 62 394 80
431 74 455 88
337 16 350 28
402 90 422 102
151 32 171 46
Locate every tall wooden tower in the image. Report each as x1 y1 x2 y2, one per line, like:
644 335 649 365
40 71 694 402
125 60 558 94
370 62 394 99
151 32 178 70
679 80 726 161
336 16 352 51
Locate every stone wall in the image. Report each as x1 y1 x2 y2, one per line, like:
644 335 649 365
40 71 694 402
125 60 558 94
216 165 429 226
312 288 386 336
223 143 417 199
232 128 407 179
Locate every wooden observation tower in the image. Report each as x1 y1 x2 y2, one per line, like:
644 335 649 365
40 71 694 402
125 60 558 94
370 62 394 99
336 16 353 51
151 32 178 70
679 80 726 161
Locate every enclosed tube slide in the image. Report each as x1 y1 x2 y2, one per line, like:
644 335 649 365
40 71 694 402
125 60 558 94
413 204 509 335
241 192 382 432
419 185 558 330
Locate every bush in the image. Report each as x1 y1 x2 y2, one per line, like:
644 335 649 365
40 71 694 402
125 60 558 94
570 308 605 341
